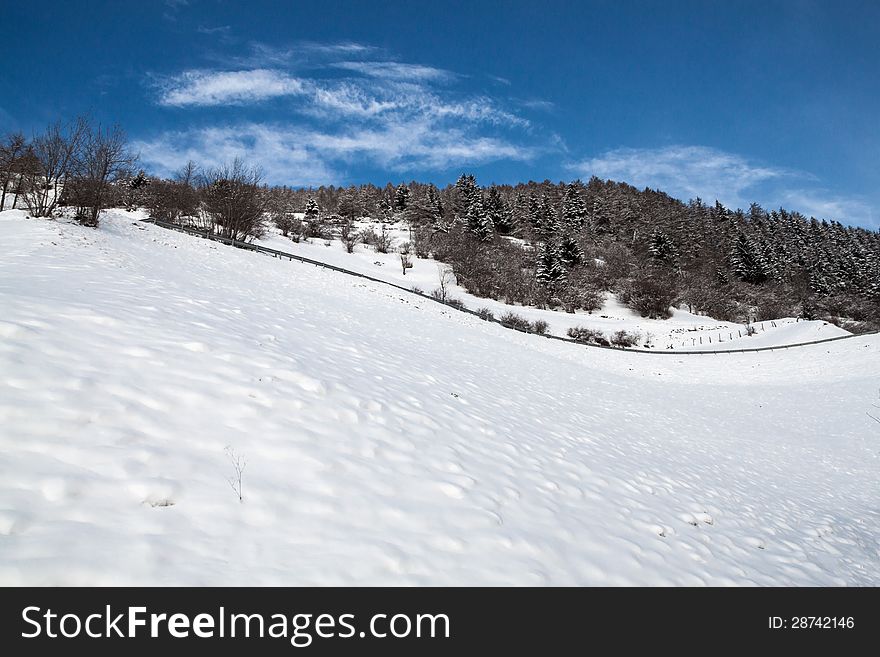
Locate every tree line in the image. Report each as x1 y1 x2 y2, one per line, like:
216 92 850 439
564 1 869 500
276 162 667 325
0 117 138 226
2 120 878 332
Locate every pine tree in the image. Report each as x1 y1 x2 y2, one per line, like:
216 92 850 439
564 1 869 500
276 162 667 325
536 194 559 236
649 228 678 268
590 193 612 236
394 183 410 212
536 242 566 286
485 185 512 234
426 185 443 220
730 233 768 284
453 174 479 221
558 235 584 268
561 181 588 230
304 197 320 221
466 194 493 241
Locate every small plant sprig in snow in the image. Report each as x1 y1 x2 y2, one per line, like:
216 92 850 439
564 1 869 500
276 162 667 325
225 446 247 503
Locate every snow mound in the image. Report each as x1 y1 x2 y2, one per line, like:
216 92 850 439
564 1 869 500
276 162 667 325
1 209 878 586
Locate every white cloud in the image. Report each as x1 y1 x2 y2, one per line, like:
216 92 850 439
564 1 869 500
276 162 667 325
147 48 542 180
572 145 789 207
332 61 454 82
158 69 306 106
778 190 877 228
571 145 875 227
134 125 336 187
135 121 536 185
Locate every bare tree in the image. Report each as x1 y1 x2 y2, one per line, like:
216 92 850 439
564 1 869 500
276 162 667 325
199 158 268 241
339 220 360 253
68 124 138 226
22 116 89 217
0 132 27 211
436 264 455 301
374 223 392 253
399 241 413 275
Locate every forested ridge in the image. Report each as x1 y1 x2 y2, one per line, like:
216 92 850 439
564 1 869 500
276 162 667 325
3 121 877 331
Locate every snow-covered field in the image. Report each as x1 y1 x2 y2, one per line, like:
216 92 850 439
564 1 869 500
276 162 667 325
1 209 878 585
256 221 850 351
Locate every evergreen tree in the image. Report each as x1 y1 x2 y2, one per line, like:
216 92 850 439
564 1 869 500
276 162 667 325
561 181 588 230
536 242 566 286
394 183 410 212
730 233 768 284
485 185 512 234
648 228 678 268
453 174 479 221
466 194 493 241
426 185 443 220
559 235 584 268
304 197 320 221
536 193 559 236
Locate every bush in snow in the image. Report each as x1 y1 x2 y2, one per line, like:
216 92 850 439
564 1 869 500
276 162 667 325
567 326 610 346
499 312 532 331
445 298 466 310
531 319 549 335
476 307 494 321
610 329 640 348
339 221 360 253
618 270 677 319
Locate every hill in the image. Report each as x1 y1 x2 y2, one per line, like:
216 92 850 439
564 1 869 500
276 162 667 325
1 209 878 585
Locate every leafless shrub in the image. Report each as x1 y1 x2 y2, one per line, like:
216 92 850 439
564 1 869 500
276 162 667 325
499 311 532 331
399 241 413 275
374 223 393 253
531 319 549 335
619 270 678 319
610 329 640 348
199 158 268 241
436 264 455 301
567 326 610 346
340 220 360 253
476 307 494 321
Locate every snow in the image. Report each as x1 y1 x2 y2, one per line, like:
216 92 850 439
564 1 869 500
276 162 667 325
256 223 850 351
1 208 878 586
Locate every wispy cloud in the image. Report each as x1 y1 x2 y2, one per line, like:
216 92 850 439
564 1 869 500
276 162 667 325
778 190 876 229
571 145 874 227
332 61 454 82
216 41 378 69
157 69 305 106
134 124 336 186
135 122 536 185
573 145 789 206
197 25 231 36
144 47 544 181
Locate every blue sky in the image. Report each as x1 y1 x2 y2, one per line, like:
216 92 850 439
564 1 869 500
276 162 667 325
1 0 878 227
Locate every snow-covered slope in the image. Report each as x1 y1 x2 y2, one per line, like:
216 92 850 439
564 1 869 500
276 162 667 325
1 209 878 586
255 223 849 351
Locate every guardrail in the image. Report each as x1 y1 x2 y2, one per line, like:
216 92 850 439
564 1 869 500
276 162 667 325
141 218 878 356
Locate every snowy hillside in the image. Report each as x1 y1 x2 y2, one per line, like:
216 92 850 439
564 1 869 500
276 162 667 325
255 222 850 351
1 209 878 586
